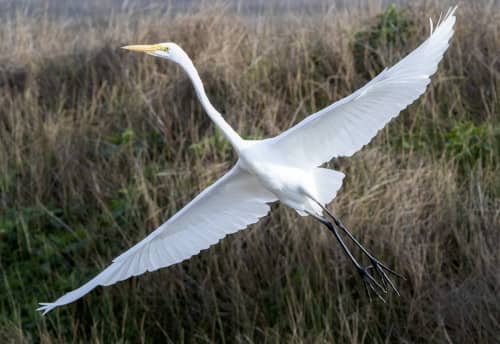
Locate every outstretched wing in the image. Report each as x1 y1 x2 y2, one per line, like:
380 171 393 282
269 7 457 168
38 163 276 314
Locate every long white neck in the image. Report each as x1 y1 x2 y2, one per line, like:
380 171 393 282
177 57 244 152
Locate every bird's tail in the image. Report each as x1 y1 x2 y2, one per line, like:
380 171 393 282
313 168 345 205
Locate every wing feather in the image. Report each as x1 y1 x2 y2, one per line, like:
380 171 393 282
37 164 276 314
269 7 457 167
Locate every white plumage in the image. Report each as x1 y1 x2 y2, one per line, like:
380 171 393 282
38 7 456 314
270 7 456 167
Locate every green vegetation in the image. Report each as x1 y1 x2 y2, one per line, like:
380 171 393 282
445 121 500 171
0 2 499 343
352 4 415 76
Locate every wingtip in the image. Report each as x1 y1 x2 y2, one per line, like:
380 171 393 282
37 302 58 316
429 5 458 36
449 5 459 16
445 5 458 22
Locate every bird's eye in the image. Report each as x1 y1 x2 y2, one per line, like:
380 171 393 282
160 46 169 52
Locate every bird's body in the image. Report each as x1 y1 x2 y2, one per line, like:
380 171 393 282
38 7 457 314
244 159 323 216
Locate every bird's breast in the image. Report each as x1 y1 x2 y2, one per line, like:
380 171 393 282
238 142 320 213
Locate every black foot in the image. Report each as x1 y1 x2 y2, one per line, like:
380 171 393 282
365 254 405 296
309 203 405 301
357 265 387 302
317 203 405 298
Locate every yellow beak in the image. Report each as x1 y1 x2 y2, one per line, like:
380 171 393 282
121 44 162 53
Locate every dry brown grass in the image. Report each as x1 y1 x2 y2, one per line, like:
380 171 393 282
0 1 499 343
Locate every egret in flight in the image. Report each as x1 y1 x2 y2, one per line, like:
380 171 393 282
38 7 456 314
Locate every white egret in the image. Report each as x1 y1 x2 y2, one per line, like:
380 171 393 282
38 7 456 314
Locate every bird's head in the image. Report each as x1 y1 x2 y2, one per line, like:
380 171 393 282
121 42 188 64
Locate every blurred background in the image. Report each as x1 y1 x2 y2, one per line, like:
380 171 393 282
0 0 499 342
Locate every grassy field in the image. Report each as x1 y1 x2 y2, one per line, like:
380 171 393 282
1 1 499 342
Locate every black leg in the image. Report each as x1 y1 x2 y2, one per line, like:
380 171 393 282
308 213 387 301
317 203 405 296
